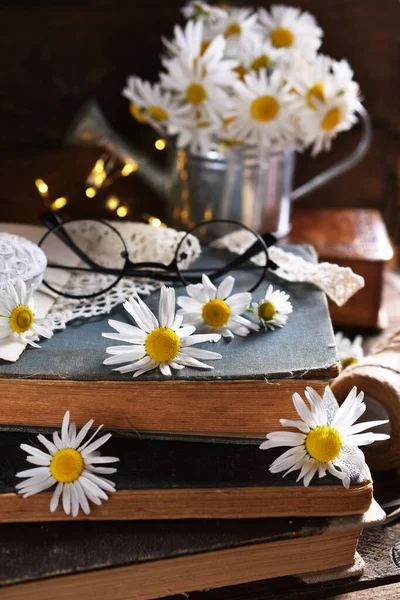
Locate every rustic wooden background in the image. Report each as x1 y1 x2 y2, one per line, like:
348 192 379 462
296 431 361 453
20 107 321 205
0 0 399 241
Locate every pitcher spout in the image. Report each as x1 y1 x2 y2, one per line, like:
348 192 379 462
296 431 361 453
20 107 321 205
66 99 169 200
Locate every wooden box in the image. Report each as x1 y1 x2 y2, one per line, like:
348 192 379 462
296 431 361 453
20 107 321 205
289 209 393 329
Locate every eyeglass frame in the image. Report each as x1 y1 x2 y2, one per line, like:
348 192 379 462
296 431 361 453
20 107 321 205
38 212 278 300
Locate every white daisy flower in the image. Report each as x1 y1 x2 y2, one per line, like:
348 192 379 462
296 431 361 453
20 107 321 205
239 37 285 75
161 34 238 120
0 280 53 348
331 58 360 102
162 19 214 63
174 111 222 154
15 411 119 517
290 54 334 111
259 5 323 61
335 332 364 369
212 8 262 58
181 1 227 24
300 94 359 155
260 386 389 488
122 77 193 132
177 274 259 339
103 286 222 377
225 69 297 148
251 284 293 330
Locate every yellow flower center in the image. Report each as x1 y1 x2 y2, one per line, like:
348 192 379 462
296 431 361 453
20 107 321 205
148 106 169 121
200 40 211 55
341 356 359 369
224 22 241 38
258 300 276 321
250 96 280 122
129 103 148 124
305 426 342 463
202 299 231 327
306 83 325 110
50 448 84 483
321 107 342 131
251 54 271 72
145 327 180 363
185 83 207 105
234 65 248 82
9 305 34 334
271 27 295 48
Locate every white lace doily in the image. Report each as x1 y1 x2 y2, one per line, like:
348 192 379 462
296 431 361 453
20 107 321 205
44 222 364 332
213 229 365 307
0 233 47 290
45 222 200 331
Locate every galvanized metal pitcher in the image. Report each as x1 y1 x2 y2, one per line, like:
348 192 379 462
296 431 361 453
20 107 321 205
68 101 371 237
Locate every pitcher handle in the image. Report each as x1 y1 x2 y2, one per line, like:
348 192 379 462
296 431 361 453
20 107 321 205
290 102 372 202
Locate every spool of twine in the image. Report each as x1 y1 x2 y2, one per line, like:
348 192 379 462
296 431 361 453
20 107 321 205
331 330 400 471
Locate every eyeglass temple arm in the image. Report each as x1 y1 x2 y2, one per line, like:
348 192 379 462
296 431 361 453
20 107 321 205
210 232 278 276
41 212 121 273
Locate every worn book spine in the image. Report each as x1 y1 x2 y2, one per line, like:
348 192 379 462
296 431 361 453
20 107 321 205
0 378 329 438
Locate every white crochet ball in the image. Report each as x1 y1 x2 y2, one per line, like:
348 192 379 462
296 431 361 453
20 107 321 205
0 232 47 291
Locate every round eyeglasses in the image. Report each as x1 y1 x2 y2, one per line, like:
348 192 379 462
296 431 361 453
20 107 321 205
38 212 278 299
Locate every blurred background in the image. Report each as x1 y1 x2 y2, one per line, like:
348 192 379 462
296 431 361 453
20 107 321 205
0 0 399 241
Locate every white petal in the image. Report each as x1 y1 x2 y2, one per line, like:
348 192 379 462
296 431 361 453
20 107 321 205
279 419 310 434
345 420 389 435
123 298 154 333
305 387 327 425
50 482 63 512
61 411 70 445
62 484 71 515
160 363 172 376
176 325 196 339
103 347 146 365
226 292 251 312
202 274 217 300
26 455 51 466
185 284 208 304
172 314 183 330
180 333 221 346
70 483 80 517
266 431 306 445
82 471 116 493
79 476 106 503
70 419 94 449
81 433 112 457
179 348 222 360
217 276 234 300
20 443 51 460
85 455 119 464
74 480 91 514
227 320 251 337
37 434 57 455
292 392 319 428
114 356 156 374
102 332 146 345
16 466 50 478
158 286 176 328
175 354 214 369
343 432 390 446
106 319 147 340
176 296 202 312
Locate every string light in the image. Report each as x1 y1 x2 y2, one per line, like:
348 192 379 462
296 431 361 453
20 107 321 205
93 159 105 174
93 172 107 187
116 205 129 218
50 197 68 211
121 161 139 176
85 187 97 198
35 179 49 196
155 138 167 151
106 195 120 211
149 217 161 228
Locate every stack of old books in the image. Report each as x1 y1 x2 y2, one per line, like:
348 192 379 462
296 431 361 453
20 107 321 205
0 245 383 600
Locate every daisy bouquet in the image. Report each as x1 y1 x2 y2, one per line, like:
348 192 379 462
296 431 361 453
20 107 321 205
123 2 361 156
